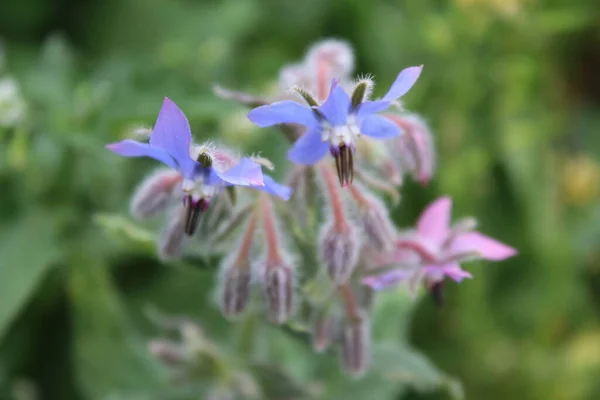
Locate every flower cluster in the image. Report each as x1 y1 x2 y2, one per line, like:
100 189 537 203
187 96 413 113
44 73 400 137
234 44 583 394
109 39 516 378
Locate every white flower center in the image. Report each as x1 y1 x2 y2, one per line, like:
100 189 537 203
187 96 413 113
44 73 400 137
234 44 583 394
182 177 218 203
321 115 360 148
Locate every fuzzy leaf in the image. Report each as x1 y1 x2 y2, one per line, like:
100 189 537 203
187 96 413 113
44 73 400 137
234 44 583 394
0 213 60 342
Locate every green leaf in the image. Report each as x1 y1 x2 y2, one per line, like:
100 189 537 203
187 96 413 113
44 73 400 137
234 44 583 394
250 363 312 400
94 213 157 252
372 290 418 342
371 343 463 399
68 259 166 398
321 343 462 400
0 212 60 342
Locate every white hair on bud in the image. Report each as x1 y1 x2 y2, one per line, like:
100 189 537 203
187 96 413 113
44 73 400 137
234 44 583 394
255 255 298 324
279 63 312 91
340 311 371 378
157 206 187 261
318 218 361 284
216 254 253 319
305 39 355 79
129 125 153 140
249 154 274 171
130 167 182 219
391 114 436 184
353 74 375 101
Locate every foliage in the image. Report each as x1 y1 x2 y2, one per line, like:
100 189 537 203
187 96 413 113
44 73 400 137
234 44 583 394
1 0 600 399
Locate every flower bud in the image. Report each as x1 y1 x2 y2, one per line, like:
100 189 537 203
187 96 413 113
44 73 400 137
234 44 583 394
158 206 187 260
319 221 360 284
262 263 295 324
340 313 370 378
311 310 337 353
148 339 187 366
279 63 311 91
387 114 436 185
130 168 182 219
217 214 257 318
306 39 354 81
348 184 396 251
212 84 268 109
219 262 252 319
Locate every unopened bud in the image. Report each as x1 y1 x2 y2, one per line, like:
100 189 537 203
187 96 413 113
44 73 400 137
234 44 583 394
340 314 370 378
306 39 355 80
219 262 252 319
262 263 295 324
130 168 182 219
312 310 337 353
158 206 187 260
319 221 360 284
148 339 187 366
212 84 269 109
279 63 311 91
388 114 436 185
348 185 396 251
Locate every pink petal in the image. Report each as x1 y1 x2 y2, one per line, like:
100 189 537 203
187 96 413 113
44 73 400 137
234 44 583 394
361 270 414 291
424 262 472 283
417 196 452 245
450 231 517 261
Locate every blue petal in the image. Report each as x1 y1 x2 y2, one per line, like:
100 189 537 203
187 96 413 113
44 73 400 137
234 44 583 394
317 80 351 126
149 97 196 175
248 101 318 128
214 157 264 187
355 100 391 117
360 115 402 138
254 175 292 201
382 66 423 102
287 128 329 165
106 139 178 170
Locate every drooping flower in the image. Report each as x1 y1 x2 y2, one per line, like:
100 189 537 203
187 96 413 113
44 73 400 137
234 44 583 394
362 196 517 291
248 66 423 186
106 97 291 234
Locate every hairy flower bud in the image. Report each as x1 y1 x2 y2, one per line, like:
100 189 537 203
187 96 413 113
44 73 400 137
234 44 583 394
348 184 396 251
219 263 252 319
148 339 187 366
130 168 182 219
306 39 354 81
386 114 436 185
262 263 295 324
279 63 312 91
340 313 370 378
217 214 257 318
319 221 360 284
158 206 187 260
311 310 337 353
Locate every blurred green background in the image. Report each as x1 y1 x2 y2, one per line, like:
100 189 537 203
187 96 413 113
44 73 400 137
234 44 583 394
1 0 600 399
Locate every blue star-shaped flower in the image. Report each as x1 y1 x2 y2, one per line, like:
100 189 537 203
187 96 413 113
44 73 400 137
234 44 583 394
248 66 422 186
107 97 291 234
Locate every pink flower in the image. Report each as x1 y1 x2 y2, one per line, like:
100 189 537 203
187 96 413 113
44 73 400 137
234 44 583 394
362 196 517 291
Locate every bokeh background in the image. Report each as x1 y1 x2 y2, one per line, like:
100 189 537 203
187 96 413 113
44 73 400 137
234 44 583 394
1 0 600 399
